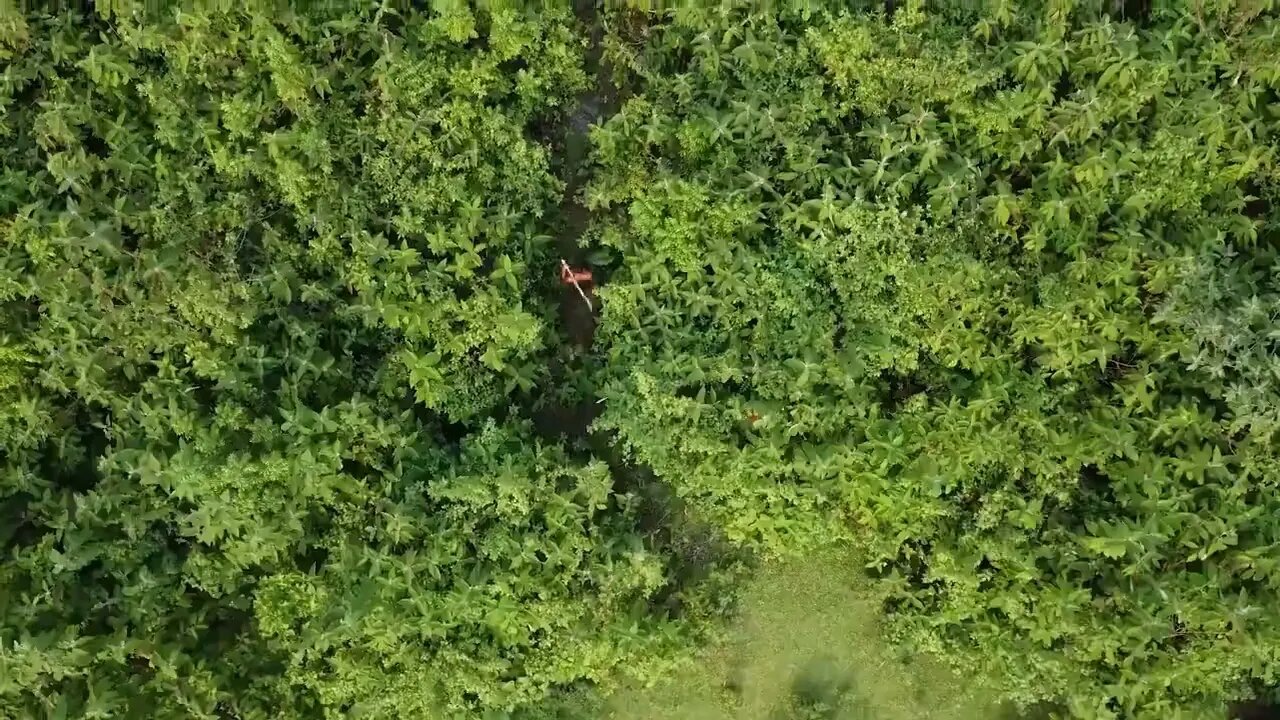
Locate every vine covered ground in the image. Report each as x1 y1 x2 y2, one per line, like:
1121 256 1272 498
2 2 1279 719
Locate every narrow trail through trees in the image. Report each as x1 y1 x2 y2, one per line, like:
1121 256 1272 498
557 0 618 349
530 0 618 440
529 6 746 619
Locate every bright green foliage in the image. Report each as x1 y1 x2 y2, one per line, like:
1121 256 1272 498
240 421 686 718
590 3 1280 717
0 4 705 718
7 1 1280 719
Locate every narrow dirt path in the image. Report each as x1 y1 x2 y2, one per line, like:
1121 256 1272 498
556 0 618 350
528 1 622 443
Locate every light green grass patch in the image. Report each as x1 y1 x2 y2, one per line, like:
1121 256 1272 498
604 546 1003 720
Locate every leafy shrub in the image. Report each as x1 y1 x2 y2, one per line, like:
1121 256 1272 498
589 2 1280 717
7 1 1280 718
0 4 709 718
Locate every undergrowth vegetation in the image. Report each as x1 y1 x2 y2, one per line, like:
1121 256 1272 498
0 5 710 718
590 2 1280 718
1 1 1279 719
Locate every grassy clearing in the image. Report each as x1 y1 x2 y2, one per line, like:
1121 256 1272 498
604 546 1003 720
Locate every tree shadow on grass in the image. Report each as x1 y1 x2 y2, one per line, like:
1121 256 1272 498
1233 700 1280 720
994 702 1067 720
771 656 871 720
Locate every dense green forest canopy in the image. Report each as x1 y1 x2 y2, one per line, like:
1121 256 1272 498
1 1 1278 719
